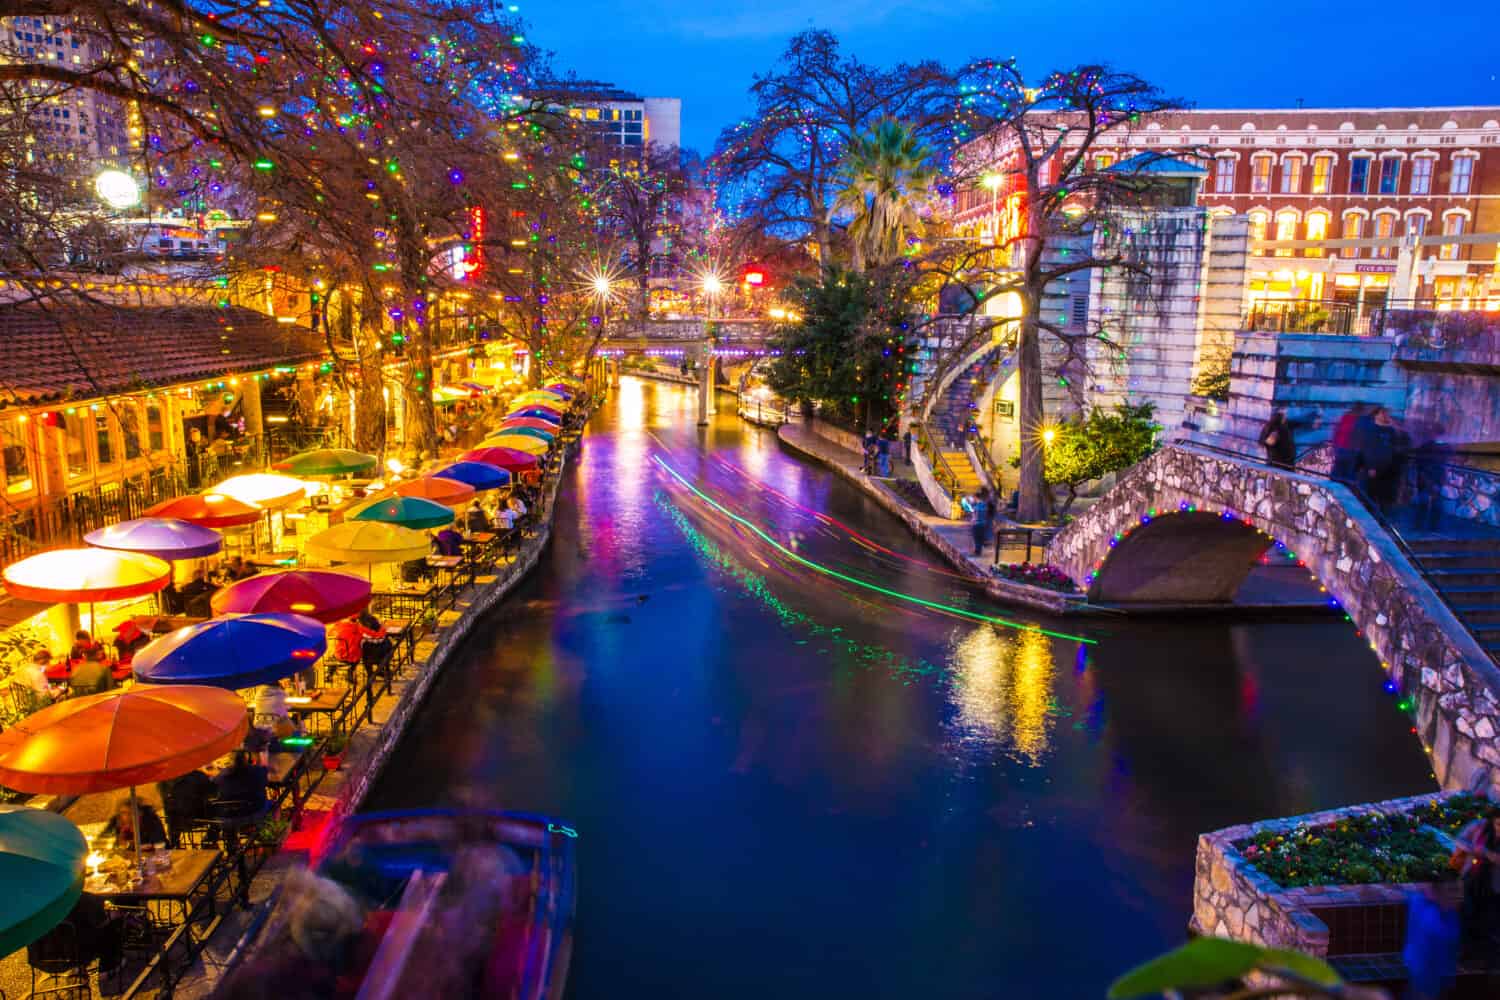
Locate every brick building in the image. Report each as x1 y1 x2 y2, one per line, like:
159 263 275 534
951 106 1500 316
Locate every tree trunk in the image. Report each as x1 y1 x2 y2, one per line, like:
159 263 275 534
407 317 440 460
1016 301 1046 523
352 298 387 455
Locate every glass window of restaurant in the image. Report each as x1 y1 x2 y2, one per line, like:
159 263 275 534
1342 213 1364 258
1305 212 1328 257
62 412 88 478
1410 156 1434 195
2 418 33 494
1373 213 1397 258
1214 157 1235 193
93 407 114 466
120 401 142 461
146 400 165 451
1311 155 1333 194
1274 212 1297 256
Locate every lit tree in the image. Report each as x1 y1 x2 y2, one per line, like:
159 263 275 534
594 141 693 319
833 118 937 273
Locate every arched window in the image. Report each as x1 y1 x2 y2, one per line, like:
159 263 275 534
1248 210 1270 243
1304 212 1329 258
1274 211 1298 257
1373 212 1398 258
1342 212 1365 259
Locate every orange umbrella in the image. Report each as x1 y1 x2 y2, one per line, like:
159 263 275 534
0 685 249 795
391 476 476 508
145 492 262 528
2 548 171 604
0 685 248 874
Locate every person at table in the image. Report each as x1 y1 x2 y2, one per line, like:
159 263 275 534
68 628 99 662
432 525 464 558
105 798 168 850
227 555 256 581
465 500 492 534
33 892 124 976
68 646 113 696
181 566 211 606
160 769 218 848
254 681 299 738
112 619 150 665
21 648 60 691
331 616 373 683
213 750 270 819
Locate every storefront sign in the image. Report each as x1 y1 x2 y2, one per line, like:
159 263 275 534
1354 263 1396 274
995 400 1015 420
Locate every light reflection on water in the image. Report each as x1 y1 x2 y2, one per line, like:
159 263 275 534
949 626 1056 763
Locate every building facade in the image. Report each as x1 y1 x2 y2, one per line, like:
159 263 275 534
952 107 1500 316
535 80 682 150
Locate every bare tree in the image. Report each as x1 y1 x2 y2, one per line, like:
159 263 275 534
594 142 692 319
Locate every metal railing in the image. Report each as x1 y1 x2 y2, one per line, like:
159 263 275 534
1246 300 1359 335
912 419 963 497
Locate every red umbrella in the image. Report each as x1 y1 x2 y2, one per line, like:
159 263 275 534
210 569 372 624
498 418 559 433
3 548 171 604
145 493 263 528
460 447 541 474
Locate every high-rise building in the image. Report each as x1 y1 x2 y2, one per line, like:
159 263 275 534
1 16 133 170
533 79 681 150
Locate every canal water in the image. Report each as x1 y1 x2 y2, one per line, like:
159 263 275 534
365 377 1435 998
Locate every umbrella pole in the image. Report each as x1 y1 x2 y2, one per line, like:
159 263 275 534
129 785 144 878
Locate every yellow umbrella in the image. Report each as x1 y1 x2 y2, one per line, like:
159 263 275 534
305 521 431 565
212 473 306 511
514 391 566 405
479 433 548 455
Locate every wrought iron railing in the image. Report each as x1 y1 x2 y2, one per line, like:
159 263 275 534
1246 300 1359 335
913 418 963 497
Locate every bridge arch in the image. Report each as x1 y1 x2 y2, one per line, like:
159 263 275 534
1048 444 1500 794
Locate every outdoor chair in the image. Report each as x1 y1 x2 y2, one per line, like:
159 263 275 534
27 920 91 999
208 798 273 909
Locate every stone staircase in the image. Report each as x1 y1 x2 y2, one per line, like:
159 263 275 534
1405 535 1500 660
928 349 1004 495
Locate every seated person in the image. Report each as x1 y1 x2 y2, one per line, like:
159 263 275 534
254 682 299 737
20 648 61 696
495 505 516 531
507 494 528 519
68 646 113 696
113 619 150 664
213 751 269 819
431 527 464 558
67 629 99 662
180 568 213 617
464 501 491 533
223 555 254 582
355 611 392 670
105 799 168 850
159 769 218 847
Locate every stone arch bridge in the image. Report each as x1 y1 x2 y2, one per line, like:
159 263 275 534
1047 443 1500 794
597 318 775 424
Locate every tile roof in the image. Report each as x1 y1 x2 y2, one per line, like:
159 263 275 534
0 303 325 407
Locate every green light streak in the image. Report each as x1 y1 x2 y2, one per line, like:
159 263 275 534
652 455 1095 645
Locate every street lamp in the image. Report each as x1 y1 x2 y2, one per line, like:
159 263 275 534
94 169 140 211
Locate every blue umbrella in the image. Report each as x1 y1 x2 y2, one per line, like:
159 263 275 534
84 517 223 561
133 613 327 690
509 408 562 424
431 461 513 493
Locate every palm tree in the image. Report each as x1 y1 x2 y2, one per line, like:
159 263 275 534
833 119 936 272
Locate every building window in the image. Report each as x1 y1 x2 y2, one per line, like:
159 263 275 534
120 402 141 460
1406 214 1427 239
1280 158 1302 193
1349 157 1371 193
1305 212 1328 257
1214 157 1234 193
93 409 114 466
1251 156 1272 193
1 419 32 494
1093 153 1114 171
1248 210 1269 243
146 401 165 451
1373 212 1397 258
62 413 88 478
1441 213 1468 260
1451 155 1475 194
1342 212 1364 258
1410 157 1434 194
1378 158 1401 195
1274 212 1297 256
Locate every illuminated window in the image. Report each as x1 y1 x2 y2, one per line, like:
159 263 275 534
1251 155 1272 193
120 402 141 460
1410 157 1434 194
1349 156 1371 193
1274 212 1297 256
1451 155 1475 194
146 401 164 451
94 409 114 465
1280 158 1302 193
1441 213 1468 260
1342 212 1364 258
1406 214 1427 239
1093 153 1114 171
62 413 87 477
1305 212 1328 257
1214 157 1235 193
1249 210 1269 242
1 419 32 493
1378 158 1401 195
1373 212 1397 258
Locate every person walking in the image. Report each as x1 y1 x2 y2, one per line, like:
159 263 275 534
1360 407 1407 511
901 427 912 464
960 489 991 559
1453 808 1500 982
1258 407 1297 470
875 435 892 478
1330 403 1368 482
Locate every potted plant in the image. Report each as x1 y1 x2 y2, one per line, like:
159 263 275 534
322 732 350 771
255 816 291 848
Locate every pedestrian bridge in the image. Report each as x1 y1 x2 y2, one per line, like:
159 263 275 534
598 318 775 355
1047 442 1500 794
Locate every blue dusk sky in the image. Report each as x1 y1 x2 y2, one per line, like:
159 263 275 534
522 0 1500 154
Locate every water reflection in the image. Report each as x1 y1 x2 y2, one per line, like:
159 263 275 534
950 626 1056 763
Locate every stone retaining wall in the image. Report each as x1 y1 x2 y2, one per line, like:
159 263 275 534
1194 792 1462 956
1048 444 1500 794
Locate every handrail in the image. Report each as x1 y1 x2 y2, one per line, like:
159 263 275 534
967 421 1003 493
913 419 962 497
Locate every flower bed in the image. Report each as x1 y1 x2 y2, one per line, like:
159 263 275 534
991 562 1077 593
1233 794 1492 888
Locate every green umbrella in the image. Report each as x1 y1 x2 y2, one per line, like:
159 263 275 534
0 804 87 955
272 448 379 478
348 494 455 530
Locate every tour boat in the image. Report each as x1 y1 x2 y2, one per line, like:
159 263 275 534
218 809 576 999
